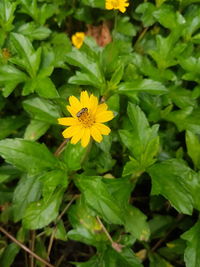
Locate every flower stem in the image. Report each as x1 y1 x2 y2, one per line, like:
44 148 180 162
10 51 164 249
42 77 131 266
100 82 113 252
96 216 124 252
54 139 69 157
113 10 118 40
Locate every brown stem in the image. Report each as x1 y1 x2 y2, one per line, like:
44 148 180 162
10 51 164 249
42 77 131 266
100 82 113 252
151 214 184 252
0 226 54 267
47 195 78 258
30 230 35 267
55 254 65 267
134 27 149 49
96 216 124 253
54 139 69 157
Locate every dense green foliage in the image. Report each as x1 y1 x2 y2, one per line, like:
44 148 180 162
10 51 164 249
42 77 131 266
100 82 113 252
0 0 200 266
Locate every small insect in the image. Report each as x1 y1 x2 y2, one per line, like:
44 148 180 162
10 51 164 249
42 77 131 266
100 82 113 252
76 107 88 118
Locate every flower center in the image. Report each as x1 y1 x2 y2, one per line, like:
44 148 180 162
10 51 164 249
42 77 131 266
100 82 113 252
76 37 82 44
111 0 119 8
76 107 95 128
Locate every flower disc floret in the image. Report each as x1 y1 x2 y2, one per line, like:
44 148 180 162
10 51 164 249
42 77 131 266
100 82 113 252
105 0 129 13
58 91 114 147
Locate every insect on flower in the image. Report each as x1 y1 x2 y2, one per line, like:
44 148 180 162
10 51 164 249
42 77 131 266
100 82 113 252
76 107 88 118
58 91 114 147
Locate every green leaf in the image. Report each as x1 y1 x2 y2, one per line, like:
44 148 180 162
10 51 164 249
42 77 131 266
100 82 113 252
149 253 173 267
148 34 186 69
82 0 104 8
75 175 124 224
183 5 200 41
132 53 176 82
39 170 68 200
169 86 196 109
110 64 124 86
64 142 87 171
122 160 140 177
68 197 107 247
0 65 28 97
116 16 137 36
103 247 143 267
186 130 200 170
50 33 72 68
17 22 51 40
0 0 17 32
149 215 174 239
0 188 13 205
124 205 150 241
0 116 26 140
118 79 168 96
19 0 56 25
53 220 68 241
179 0 200 8
0 243 20 267
24 120 50 141
136 3 156 27
153 4 185 30
68 71 102 88
75 247 142 267
13 174 41 222
66 48 105 88
23 187 64 229
101 42 119 74
0 165 20 184
181 220 200 267
119 103 159 173
35 77 59 99
23 97 61 124
0 138 60 173
148 159 200 215
10 33 41 77
22 78 37 95
158 239 186 261
179 57 200 82
165 107 200 134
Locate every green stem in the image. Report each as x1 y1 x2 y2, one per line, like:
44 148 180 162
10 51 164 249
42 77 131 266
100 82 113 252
113 10 118 40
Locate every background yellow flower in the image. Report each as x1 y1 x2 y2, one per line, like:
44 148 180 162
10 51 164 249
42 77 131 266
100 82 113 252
71 32 85 49
105 0 129 13
58 91 114 147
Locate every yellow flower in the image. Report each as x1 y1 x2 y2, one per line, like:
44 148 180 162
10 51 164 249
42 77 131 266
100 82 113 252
58 91 114 147
105 0 129 13
71 32 85 49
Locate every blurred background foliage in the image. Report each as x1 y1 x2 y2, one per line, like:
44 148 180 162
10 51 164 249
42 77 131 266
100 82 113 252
0 0 200 266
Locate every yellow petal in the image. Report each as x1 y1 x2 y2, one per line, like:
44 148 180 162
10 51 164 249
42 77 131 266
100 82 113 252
119 7 126 12
106 3 113 9
95 123 111 135
81 128 91 147
58 117 79 126
80 91 90 107
96 103 108 114
72 32 85 49
71 127 84 144
69 96 82 111
95 111 114 123
76 32 85 39
62 125 81 138
91 126 103 142
67 105 77 118
89 94 98 115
